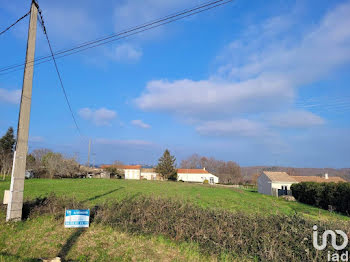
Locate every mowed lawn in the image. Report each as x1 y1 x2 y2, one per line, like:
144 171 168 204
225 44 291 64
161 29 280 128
0 178 348 221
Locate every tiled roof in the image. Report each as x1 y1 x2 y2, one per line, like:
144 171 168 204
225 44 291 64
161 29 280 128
141 168 155 173
101 165 141 170
177 168 209 174
262 171 297 182
291 176 346 183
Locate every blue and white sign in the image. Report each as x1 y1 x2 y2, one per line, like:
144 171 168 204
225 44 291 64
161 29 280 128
64 209 90 228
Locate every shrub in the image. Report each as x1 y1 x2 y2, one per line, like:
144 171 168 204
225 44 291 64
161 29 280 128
19 194 350 261
94 197 350 261
291 182 350 215
203 179 209 184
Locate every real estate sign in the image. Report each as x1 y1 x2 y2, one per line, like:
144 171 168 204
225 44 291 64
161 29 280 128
64 209 90 228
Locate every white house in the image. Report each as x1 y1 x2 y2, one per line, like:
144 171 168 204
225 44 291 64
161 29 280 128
258 171 346 197
123 165 142 180
258 171 296 196
177 168 219 184
140 168 162 180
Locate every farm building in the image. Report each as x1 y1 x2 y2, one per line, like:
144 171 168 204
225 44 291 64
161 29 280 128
123 165 142 180
258 171 346 197
100 165 142 179
177 168 219 184
140 168 163 180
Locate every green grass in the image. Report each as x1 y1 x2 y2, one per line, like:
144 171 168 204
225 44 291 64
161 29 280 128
0 213 222 262
0 178 348 261
0 178 348 221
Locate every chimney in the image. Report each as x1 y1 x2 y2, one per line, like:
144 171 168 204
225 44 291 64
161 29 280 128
324 173 329 179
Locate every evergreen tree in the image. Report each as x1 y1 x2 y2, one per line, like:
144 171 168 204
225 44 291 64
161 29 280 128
155 149 177 181
0 127 16 155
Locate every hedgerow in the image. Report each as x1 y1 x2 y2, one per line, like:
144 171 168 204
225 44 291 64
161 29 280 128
16 194 350 262
291 182 350 215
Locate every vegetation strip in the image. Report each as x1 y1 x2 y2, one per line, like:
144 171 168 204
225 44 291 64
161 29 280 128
6 194 349 262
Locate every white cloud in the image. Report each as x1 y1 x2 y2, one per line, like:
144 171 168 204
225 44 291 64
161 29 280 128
217 1 350 83
39 4 97 44
136 78 294 116
135 1 350 125
0 88 21 104
196 119 272 137
131 119 151 129
112 44 142 62
29 136 45 143
78 107 117 126
268 110 325 128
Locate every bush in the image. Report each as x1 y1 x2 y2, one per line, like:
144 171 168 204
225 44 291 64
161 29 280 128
19 194 350 261
203 179 209 184
94 197 350 261
291 182 350 215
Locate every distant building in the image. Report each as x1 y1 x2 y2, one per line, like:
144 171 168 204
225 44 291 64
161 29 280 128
100 164 142 179
177 168 219 184
100 165 219 183
140 168 163 180
122 165 142 180
258 171 346 197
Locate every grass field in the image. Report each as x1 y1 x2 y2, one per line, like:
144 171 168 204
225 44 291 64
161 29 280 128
0 178 348 221
0 178 349 261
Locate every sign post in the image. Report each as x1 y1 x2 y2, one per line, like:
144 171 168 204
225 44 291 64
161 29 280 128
64 209 90 228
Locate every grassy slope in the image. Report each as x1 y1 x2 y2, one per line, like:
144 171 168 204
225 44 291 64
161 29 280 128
0 178 349 261
0 178 348 221
0 213 223 262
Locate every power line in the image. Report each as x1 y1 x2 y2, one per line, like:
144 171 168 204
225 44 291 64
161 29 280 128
0 0 233 75
0 11 31 36
37 6 82 137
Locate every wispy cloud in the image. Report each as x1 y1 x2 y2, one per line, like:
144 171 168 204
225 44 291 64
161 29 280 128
196 119 272 137
267 110 325 128
95 138 152 146
131 119 151 129
110 43 142 62
78 107 117 126
135 1 350 130
0 88 21 104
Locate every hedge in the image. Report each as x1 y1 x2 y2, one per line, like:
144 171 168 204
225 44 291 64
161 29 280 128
291 182 350 215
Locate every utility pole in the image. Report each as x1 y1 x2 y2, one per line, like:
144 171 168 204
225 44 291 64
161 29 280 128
87 139 91 167
92 153 96 168
6 1 38 221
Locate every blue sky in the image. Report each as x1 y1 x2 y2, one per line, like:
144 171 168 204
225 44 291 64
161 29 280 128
0 0 349 167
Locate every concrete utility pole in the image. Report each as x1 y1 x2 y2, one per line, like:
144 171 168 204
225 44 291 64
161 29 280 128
87 139 91 167
6 1 38 221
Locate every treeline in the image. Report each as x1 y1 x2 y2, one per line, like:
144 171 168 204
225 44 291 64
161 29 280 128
0 127 16 176
27 149 80 178
291 182 350 215
0 126 80 179
180 154 242 184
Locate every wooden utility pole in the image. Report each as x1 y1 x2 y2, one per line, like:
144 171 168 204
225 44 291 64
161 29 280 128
6 1 38 221
87 139 91 167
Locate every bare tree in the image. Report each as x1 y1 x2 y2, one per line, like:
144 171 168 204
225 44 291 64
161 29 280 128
31 148 52 163
41 152 79 178
181 154 242 184
113 160 124 166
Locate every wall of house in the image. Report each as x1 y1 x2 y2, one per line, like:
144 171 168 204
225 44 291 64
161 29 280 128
125 169 141 179
140 172 159 180
258 174 272 195
271 182 295 190
177 173 219 184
